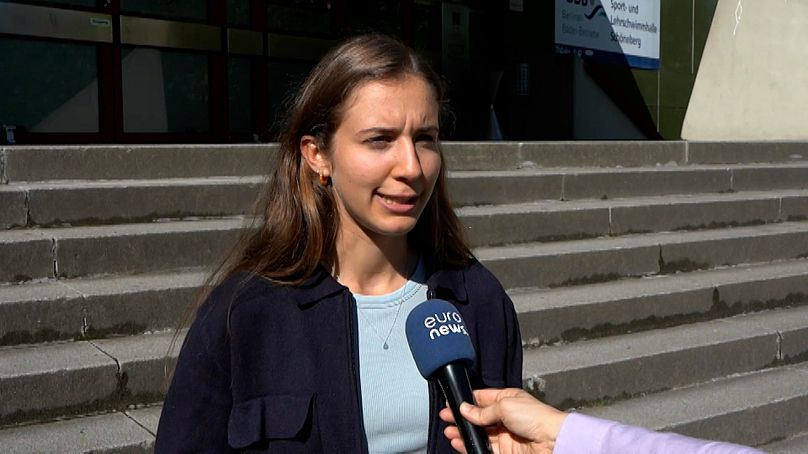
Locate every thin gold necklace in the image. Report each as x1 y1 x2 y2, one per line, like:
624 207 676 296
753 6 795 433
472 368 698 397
338 255 420 350
357 282 412 350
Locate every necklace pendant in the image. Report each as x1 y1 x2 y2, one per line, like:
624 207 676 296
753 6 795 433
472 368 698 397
383 342 389 350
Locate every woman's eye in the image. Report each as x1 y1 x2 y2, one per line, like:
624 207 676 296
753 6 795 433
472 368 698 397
366 137 391 148
416 135 437 149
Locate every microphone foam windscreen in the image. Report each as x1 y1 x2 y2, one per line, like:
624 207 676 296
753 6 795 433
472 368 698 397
405 299 475 379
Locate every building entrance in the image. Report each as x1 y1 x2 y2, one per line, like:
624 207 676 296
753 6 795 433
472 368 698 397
1 1 408 144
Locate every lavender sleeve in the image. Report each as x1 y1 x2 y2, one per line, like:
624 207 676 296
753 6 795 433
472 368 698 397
553 412 765 454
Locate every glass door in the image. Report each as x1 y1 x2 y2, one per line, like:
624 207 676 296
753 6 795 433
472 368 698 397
0 0 422 144
0 1 113 143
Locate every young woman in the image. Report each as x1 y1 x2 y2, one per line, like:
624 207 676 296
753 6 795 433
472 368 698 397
155 34 522 453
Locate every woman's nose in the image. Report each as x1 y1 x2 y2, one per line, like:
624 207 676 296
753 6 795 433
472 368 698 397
392 139 423 180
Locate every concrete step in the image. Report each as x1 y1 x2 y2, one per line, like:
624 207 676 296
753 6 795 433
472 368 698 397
6 165 808 232
0 408 159 453
2 364 804 454
4 141 808 451
2 257 806 350
5 217 808 288
2 252 804 349
443 141 808 170
688 141 808 165
4 142 803 183
0 218 242 283
0 141 804 450
477 220 808 289
1 366 803 453
3 307 804 438
522 305 808 409
0 270 204 346
5 168 807 238
460 189 808 247
0 177 263 228
441 141 687 170
448 163 808 206
0 229 54 283
514 258 808 345
761 431 808 453
581 362 808 449
0 186 26 229
0 144 273 182
0 331 182 427
12 305 797 429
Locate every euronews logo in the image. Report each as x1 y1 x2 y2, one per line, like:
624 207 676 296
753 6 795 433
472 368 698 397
423 311 469 340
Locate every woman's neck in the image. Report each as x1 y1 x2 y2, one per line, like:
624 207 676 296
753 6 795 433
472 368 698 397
333 231 415 296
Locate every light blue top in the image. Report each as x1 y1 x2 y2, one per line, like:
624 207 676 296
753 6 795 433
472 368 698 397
354 259 429 454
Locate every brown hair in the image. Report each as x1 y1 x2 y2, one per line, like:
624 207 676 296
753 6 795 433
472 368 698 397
214 34 472 290
163 35 475 379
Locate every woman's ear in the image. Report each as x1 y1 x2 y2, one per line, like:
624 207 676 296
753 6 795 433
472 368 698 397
300 135 331 177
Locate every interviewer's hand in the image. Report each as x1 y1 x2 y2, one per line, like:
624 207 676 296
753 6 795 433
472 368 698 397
439 388 568 454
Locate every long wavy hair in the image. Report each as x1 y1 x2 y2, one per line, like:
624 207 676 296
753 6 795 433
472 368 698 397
163 35 475 379
211 34 473 295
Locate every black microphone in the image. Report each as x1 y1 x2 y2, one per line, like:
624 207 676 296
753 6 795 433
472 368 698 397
405 299 491 454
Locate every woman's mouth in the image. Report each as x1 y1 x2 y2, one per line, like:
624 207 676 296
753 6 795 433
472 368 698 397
382 195 416 205
377 192 419 213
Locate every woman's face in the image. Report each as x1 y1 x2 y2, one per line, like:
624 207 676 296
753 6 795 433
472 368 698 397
317 74 441 244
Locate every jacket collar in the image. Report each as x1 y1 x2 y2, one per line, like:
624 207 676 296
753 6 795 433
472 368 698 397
426 266 469 304
291 266 347 308
290 263 471 307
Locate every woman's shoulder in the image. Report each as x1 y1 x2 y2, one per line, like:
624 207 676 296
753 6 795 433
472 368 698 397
193 272 283 324
457 260 508 296
213 271 280 302
199 269 342 320
462 259 497 279
436 257 496 278
430 259 509 305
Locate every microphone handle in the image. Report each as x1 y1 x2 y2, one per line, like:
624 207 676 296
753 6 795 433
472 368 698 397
435 362 491 454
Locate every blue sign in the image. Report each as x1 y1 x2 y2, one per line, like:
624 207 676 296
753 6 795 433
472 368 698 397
555 0 660 70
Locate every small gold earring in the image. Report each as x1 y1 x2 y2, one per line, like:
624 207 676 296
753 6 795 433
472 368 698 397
319 171 329 186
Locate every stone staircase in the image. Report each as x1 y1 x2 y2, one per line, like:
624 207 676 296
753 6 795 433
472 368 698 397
1 142 807 452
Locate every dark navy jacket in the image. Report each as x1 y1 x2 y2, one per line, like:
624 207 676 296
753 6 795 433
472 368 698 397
155 260 523 453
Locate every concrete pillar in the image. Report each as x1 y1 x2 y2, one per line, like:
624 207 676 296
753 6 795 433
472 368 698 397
683 0 808 140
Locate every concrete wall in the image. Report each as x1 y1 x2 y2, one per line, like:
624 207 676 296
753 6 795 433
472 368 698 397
683 0 808 140
630 0 718 139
